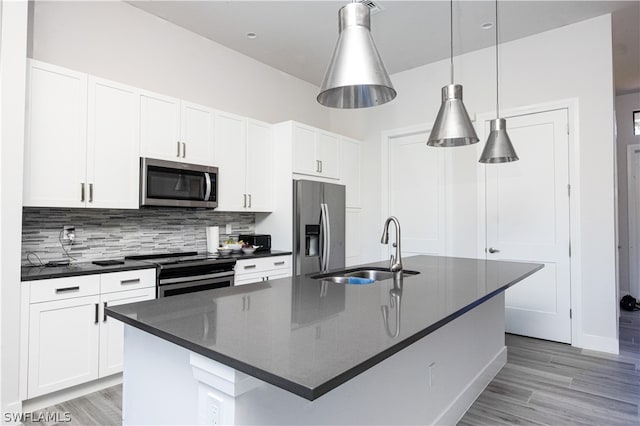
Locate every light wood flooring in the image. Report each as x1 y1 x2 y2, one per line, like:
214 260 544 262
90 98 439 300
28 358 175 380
25 311 640 426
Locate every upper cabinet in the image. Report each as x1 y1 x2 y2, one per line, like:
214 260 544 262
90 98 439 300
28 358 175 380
24 60 140 209
339 136 361 209
214 112 273 212
289 122 339 180
139 91 214 166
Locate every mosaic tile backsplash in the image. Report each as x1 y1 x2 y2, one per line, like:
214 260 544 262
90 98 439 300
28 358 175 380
22 207 255 264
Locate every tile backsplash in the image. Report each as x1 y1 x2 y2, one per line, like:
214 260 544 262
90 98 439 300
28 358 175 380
22 207 254 265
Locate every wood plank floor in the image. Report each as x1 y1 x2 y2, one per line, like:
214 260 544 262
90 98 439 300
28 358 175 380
25 311 640 426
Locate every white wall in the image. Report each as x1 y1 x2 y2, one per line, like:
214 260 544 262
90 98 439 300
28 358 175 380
0 0 28 418
330 15 617 352
30 1 330 128
616 92 640 297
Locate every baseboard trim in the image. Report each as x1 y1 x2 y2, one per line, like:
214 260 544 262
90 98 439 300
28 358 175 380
22 374 122 413
579 333 619 355
433 346 508 425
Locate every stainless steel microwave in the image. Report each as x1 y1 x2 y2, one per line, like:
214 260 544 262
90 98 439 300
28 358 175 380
140 158 218 208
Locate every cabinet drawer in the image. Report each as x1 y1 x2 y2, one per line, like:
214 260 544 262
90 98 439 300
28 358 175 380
236 256 291 276
30 275 100 304
100 269 156 294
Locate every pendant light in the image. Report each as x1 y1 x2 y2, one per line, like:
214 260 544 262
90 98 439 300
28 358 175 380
427 0 479 147
479 0 518 163
317 1 396 109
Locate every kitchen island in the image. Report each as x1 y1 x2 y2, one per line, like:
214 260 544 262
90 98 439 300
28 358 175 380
106 255 542 425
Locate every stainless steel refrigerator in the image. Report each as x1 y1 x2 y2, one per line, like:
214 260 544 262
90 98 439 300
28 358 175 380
293 179 345 276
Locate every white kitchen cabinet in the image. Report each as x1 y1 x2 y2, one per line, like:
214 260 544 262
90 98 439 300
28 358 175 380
235 256 291 286
24 60 140 209
24 60 88 208
140 91 214 166
345 209 362 267
215 112 273 212
22 269 155 399
288 121 340 180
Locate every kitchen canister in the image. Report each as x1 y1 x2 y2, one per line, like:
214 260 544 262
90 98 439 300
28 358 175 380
206 226 219 253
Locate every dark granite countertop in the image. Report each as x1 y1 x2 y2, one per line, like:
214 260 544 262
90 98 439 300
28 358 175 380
106 255 542 401
21 250 292 282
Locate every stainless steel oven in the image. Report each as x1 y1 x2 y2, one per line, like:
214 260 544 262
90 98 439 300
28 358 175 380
124 252 235 298
140 158 218 208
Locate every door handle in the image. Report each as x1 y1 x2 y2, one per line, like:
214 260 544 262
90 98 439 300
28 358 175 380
103 302 107 322
488 247 500 254
89 183 93 203
177 141 181 157
248 194 251 208
94 303 99 324
81 183 85 202
243 194 247 208
319 161 323 173
182 142 186 158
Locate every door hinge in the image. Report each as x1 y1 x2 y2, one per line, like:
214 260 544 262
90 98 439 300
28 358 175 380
569 309 572 319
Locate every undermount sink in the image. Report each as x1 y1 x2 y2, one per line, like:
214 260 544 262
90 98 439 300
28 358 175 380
312 267 420 285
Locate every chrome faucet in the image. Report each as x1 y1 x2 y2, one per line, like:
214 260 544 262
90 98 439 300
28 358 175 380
380 216 402 274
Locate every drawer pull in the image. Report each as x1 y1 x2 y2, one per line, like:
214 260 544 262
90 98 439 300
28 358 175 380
273 261 285 266
55 286 80 293
94 303 99 324
244 264 257 269
120 279 140 285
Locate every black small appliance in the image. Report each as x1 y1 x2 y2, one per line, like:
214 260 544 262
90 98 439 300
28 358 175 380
239 234 271 252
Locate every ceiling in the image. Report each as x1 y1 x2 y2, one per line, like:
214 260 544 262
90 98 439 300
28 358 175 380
129 1 640 94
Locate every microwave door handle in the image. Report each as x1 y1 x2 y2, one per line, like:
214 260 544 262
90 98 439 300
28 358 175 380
204 172 211 201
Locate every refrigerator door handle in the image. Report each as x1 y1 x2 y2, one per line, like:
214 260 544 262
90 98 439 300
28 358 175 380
323 203 331 270
318 203 324 271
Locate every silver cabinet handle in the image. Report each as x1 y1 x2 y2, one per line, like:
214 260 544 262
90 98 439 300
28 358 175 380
89 183 93 203
274 261 285 266
81 183 85 202
182 142 186 158
120 278 140 285
316 160 321 173
55 286 80 293
243 194 247 208
177 141 181 157
244 264 256 269
488 247 500 253
94 303 99 324
319 161 323 173
248 194 251 208
103 302 107 322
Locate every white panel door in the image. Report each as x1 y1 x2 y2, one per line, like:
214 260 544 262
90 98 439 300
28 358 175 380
87 77 140 209
388 131 446 257
627 146 640 298
24 60 87 208
139 91 181 162
98 287 155 378
214 111 246 211
292 123 318 176
246 119 273 212
28 295 100 398
181 101 215 166
317 131 339 179
484 109 571 343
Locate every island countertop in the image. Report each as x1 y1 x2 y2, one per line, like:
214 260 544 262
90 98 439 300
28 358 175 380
106 255 542 400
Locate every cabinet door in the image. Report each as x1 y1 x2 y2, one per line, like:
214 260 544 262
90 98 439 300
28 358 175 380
292 123 318 176
181 101 215 166
214 111 247 211
27 295 100 398
340 137 362 208
24 60 87 208
140 91 181 162
345 208 362 267
246 119 273 212
317 131 339 179
87 77 140 209
99 287 155 378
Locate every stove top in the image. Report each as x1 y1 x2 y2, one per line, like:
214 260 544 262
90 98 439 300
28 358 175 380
125 251 236 266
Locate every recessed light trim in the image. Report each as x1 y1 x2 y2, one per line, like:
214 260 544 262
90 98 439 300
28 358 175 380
481 22 494 30
247 32 257 39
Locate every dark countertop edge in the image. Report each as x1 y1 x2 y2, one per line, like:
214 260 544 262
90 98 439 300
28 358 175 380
21 251 292 282
106 262 544 401
21 263 159 282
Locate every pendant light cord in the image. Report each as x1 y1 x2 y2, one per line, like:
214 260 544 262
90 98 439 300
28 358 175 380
495 0 499 118
450 0 454 84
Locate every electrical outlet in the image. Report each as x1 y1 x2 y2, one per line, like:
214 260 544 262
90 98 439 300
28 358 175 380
206 392 222 425
226 223 232 234
62 226 75 244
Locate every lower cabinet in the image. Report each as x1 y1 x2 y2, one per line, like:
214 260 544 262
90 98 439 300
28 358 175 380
235 256 291 286
22 269 155 399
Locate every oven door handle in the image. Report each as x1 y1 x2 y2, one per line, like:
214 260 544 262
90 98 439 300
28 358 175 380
160 271 234 285
204 172 211 201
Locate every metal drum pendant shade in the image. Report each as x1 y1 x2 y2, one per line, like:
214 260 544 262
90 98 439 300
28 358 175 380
479 118 518 163
317 2 396 109
427 84 479 147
